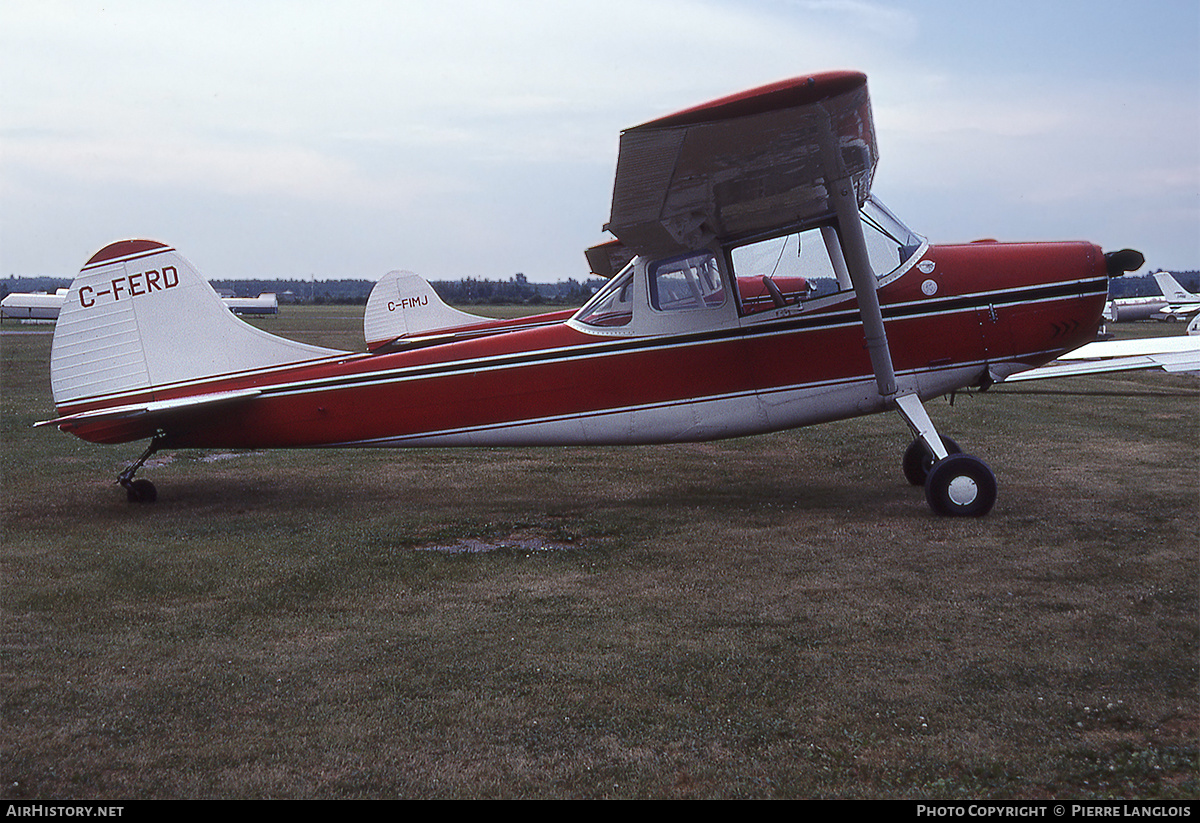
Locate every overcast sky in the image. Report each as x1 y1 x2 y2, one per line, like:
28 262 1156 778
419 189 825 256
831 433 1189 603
2 0 1197 283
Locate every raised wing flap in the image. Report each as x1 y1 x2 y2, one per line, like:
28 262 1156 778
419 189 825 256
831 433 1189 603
584 239 636 279
604 72 876 261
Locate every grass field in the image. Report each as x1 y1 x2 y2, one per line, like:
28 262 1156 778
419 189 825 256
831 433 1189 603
2 306 1197 799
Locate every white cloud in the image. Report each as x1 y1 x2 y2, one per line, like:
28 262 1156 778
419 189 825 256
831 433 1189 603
2 0 1197 277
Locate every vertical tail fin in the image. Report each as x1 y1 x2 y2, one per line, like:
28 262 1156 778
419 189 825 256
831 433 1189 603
363 269 488 350
1153 272 1196 302
51 240 346 407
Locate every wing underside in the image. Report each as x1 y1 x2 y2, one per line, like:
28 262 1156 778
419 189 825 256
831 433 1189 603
594 72 877 271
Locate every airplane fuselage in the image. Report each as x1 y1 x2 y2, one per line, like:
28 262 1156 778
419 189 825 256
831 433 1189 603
40 71 1136 516
54 239 1108 450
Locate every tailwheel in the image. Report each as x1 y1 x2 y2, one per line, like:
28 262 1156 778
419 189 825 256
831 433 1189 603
117 436 162 504
125 478 158 504
924 454 996 517
902 436 961 486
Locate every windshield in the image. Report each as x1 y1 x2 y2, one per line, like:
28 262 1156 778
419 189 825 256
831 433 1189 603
860 196 924 278
575 264 634 327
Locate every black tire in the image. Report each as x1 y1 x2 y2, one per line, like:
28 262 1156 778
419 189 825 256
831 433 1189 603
924 454 996 517
126 478 158 504
902 436 960 486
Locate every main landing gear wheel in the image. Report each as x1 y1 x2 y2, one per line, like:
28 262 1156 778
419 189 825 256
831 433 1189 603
924 454 996 517
902 436 960 486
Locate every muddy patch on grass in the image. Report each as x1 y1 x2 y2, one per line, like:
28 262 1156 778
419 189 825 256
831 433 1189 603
132 450 266 470
417 534 578 554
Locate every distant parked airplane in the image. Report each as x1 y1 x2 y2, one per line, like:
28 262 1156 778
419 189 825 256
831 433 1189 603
1103 272 1199 323
0 289 68 321
1 289 278 320
1104 294 1168 322
1151 272 1200 322
218 293 279 316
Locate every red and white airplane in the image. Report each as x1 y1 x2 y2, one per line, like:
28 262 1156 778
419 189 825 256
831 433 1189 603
37 71 1145 515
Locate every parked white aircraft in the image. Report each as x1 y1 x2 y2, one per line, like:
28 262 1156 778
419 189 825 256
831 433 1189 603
1152 272 1200 322
1104 294 1168 322
218 293 279 316
1 289 278 320
0 289 68 320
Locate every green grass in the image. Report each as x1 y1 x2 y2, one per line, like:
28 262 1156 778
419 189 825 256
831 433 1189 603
1 310 1197 799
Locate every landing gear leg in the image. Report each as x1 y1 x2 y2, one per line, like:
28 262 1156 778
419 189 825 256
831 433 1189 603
903 435 960 486
893 394 996 517
118 437 162 503
822 162 995 517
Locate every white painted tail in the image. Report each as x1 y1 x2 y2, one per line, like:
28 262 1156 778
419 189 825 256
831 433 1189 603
363 270 488 350
51 240 346 407
1153 272 1196 302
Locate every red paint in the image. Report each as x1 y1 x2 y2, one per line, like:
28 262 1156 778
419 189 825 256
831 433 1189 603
85 239 170 267
636 72 866 131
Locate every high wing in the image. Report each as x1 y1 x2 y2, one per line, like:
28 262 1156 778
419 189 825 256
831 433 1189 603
596 71 876 266
589 70 978 501
1003 335 1200 381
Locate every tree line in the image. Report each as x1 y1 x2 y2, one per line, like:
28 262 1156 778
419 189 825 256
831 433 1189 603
1 273 607 306
4 270 1196 304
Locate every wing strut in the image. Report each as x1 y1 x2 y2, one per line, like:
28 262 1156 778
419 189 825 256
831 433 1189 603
828 179 899 402
827 152 994 515
820 120 948 460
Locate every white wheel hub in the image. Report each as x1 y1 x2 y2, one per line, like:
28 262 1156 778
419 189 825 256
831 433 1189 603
947 475 979 506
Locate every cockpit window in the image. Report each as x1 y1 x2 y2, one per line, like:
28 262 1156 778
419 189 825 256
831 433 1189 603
575 264 634 327
732 228 838 282
729 225 839 310
728 195 925 312
648 251 725 312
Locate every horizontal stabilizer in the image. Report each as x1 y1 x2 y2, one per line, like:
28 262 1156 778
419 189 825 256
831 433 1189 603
36 388 261 430
364 270 490 350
